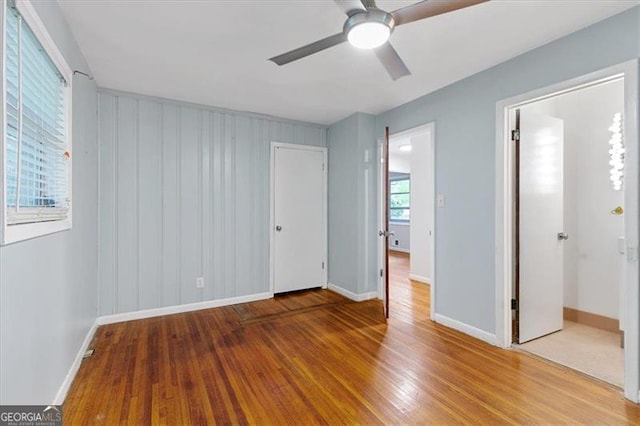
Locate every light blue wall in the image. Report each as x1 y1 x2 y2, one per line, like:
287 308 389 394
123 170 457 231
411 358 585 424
0 1 99 404
98 90 327 315
374 7 640 333
389 224 410 252
357 113 378 295
328 114 359 293
327 112 377 295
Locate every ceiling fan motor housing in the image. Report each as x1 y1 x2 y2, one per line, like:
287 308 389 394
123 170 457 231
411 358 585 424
343 8 396 37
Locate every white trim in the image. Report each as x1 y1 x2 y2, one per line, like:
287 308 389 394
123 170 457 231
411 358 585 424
1 0 73 245
409 274 430 284
53 319 99 405
429 124 436 321
269 142 328 295
328 283 378 302
434 313 498 346
97 292 272 325
389 247 410 254
4 218 72 244
494 60 639 402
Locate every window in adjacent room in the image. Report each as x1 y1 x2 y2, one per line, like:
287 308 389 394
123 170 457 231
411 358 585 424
389 178 410 222
2 0 73 244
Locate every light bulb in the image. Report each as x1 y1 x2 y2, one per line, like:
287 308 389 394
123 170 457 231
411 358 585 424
348 22 390 49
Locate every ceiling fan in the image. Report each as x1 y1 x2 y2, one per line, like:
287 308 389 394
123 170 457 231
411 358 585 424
269 0 488 80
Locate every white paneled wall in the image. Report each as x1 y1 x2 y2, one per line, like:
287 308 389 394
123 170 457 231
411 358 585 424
98 91 327 315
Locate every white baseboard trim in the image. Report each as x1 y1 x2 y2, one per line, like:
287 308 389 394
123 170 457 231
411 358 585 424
53 318 99 405
328 283 378 302
434 313 498 346
409 274 431 284
97 292 273 325
389 247 410 254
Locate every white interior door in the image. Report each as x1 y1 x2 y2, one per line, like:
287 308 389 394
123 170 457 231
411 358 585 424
519 110 565 343
273 145 326 294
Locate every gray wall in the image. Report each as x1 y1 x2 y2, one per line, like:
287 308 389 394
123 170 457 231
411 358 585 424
98 91 326 315
389 224 410 252
374 7 640 333
0 1 99 404
327 115 359 292
327 112 377 295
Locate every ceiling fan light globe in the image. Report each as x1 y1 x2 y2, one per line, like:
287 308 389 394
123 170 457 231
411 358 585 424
348 22 390 49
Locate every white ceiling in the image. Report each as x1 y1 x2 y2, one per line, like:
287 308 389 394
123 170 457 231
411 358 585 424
389 136 412 173
57 0 639 125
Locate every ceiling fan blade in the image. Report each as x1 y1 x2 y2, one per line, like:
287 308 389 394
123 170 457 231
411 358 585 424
391 0 488 26
334 0 367 16
362 0 378 9
269 33 347 66
374 42 411 81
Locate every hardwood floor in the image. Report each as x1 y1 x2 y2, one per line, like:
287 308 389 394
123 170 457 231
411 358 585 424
64 252 640 424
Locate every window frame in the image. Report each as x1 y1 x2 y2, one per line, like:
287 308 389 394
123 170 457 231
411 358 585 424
389 177 410 223
1 0 73 245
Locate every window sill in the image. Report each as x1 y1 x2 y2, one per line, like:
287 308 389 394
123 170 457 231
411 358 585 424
389 221 410 226
2 217 72 245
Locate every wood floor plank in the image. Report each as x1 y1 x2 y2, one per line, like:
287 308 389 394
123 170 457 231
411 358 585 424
63 253 640 424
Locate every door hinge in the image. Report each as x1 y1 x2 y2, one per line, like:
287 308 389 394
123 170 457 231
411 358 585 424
511 298 518 310
322 163 325 171
380 269 384 278
511 129 520 142
322 261 325 270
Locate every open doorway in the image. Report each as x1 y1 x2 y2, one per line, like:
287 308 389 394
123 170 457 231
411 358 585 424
514 79 625 387
496 61 639 401
378 123 435 319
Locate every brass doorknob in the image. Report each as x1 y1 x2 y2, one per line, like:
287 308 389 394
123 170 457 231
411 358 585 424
611 206 624 215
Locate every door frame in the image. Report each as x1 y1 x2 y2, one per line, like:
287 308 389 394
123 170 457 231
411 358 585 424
377 122 436 320
494 60 639 402
269 142 328 296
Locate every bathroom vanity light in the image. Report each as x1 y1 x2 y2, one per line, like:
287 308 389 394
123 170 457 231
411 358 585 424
609 112 624 191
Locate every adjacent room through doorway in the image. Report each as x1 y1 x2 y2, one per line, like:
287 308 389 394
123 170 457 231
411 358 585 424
381 125 434 317
512 78 625 388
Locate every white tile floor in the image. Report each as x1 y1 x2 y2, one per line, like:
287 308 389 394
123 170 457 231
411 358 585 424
517 321 623 388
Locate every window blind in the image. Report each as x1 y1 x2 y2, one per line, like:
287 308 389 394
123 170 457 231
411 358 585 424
5 5 69 225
